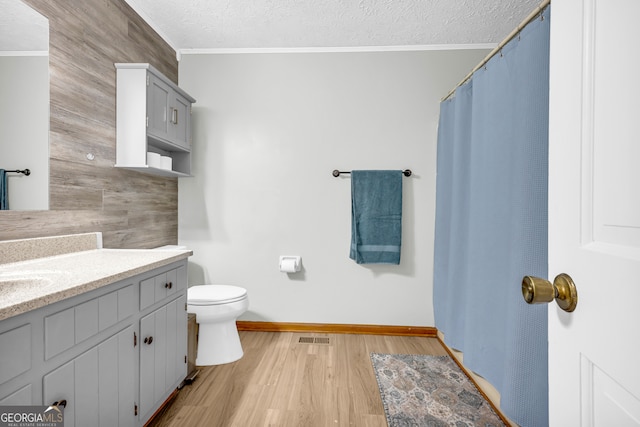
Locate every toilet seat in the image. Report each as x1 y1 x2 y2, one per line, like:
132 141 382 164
188 285 247 305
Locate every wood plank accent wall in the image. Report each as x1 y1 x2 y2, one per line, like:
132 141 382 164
0 0 180 249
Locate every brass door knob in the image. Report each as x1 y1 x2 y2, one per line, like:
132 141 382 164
522 273 578 312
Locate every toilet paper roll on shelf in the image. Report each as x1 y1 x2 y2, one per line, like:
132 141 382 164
279 256 301 273
160 155 173 171
147 152 161 168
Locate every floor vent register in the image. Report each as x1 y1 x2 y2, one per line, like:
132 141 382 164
298 337 331 345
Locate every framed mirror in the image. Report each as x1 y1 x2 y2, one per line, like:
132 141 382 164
0 0 49 210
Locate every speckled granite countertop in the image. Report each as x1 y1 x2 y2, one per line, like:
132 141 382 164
0 238 192 321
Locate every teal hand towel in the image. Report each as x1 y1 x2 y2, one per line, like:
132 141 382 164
350 170 403 264
0 169 7 210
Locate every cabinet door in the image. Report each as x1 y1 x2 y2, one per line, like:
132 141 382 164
161 295 187 388
140 307 167 422
139 294 187 423
43 326 135 427
169 93 191 150
164 300 177 390
153 307 167 404
147 74 171 141
74 345 100 426
174 294 188 384
101 327 135 426
43 360 75 426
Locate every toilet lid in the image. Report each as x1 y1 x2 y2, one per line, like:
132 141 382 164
188 285 247 305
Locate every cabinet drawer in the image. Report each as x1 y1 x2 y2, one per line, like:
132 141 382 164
176 264 187 291
0 324 31 385
140 268 180 310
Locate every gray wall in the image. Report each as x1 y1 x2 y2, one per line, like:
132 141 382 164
178 50 488 326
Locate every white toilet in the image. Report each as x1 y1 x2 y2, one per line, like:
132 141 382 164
187 284 249 366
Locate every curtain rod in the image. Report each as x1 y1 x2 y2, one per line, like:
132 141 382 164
441 0 551 102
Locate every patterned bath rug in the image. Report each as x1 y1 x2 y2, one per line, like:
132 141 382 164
370 353 506 427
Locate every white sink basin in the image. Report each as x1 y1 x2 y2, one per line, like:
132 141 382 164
0 271 59 293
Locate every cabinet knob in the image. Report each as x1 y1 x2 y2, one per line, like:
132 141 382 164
144 336 153 345
165 282 172 289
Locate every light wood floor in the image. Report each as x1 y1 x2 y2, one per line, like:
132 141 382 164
149 331 448 427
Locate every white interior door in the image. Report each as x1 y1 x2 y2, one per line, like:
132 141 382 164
548 0 640 425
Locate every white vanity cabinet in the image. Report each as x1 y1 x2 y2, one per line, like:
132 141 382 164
0 259 188 427
115 63 196 177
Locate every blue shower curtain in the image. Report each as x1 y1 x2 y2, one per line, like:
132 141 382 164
434 6 550 427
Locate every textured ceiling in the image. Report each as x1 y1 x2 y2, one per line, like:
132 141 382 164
0 0 48 52
123 0 542 51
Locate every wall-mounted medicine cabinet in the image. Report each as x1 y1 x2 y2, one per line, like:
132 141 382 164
115 63 196 177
